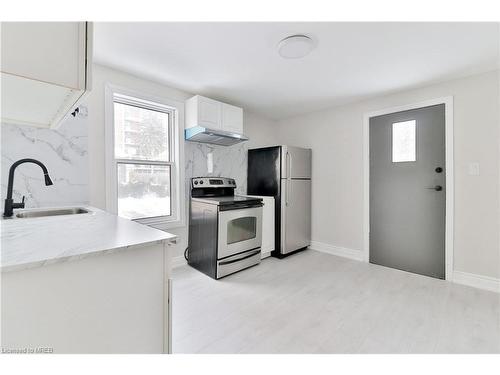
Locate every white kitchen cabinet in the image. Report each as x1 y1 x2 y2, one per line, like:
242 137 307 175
186 95 243 133
1 22 92 129
221 102 243 134
2 243 172 354
186 95 222 129
1 207 175 353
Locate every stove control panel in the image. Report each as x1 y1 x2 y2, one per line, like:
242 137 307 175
192 177 236 188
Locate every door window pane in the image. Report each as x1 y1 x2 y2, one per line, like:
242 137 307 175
392 120 416 162
227 217 257 245
114 102 170 161
117 163 171 219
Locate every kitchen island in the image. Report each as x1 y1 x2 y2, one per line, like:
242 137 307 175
1 206 176 354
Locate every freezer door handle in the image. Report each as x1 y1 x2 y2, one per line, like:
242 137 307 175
288 152 292 204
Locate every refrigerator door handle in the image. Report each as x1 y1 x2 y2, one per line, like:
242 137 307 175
288 152 292 204
286 152 290 206
288 178 292 207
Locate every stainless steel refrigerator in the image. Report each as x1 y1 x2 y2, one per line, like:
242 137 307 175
247 145 311 257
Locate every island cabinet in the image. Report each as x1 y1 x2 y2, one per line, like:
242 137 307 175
1 242 172 354
1 207 175 354
0 22 92 129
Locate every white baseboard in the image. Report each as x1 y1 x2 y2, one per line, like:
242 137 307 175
172 255 187 269
452 270 500 293
308 241 364 262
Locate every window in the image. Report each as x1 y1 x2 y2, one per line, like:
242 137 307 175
117 163 170 219
106 86 184 228
392 120 416 162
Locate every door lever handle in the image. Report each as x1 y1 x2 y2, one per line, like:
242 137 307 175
426 185 443 191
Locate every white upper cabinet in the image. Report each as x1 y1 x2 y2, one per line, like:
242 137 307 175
197 96 222 129
186 95 222 129
186 95 243 133
1 22 93 129
221 103 243 134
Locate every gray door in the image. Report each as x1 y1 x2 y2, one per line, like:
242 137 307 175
369 104 445 279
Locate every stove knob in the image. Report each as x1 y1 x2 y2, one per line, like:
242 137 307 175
199 180 204 185
194 180 198 185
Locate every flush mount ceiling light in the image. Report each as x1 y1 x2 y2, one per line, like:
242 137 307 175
277 35 315 59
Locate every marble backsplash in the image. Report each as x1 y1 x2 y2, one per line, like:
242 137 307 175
184 141 248 195
1 115 89 209
2 118 248 210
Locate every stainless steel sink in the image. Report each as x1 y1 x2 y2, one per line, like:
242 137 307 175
16 207 90 218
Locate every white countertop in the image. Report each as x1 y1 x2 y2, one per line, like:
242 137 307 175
1 206 176 272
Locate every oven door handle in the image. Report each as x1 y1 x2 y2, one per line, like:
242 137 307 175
219 250 261 265
219 203 263 211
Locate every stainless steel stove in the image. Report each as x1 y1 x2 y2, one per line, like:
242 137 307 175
188 177 263 279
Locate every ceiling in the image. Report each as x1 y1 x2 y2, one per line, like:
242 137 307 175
94 22 499 119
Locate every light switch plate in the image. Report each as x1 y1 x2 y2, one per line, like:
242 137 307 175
467 162 480 176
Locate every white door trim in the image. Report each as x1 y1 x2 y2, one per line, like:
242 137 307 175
363 97 454 281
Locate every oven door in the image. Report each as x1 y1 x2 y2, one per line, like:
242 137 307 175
217 206 263 259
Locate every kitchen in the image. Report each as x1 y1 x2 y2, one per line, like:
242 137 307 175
1 14 500 371
1 24 312 353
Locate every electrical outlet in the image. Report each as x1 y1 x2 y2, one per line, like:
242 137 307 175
467 162 480 176
207 152 213 173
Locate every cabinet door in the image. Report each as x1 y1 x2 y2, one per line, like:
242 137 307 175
221 103 243 133
261 197 275 255
1 22 86 90
198 96 222 129
1 73 80 127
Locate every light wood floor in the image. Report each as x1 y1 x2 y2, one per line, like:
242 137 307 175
172 250 500 353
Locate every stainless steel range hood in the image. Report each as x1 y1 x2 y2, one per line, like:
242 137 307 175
185 126 249 146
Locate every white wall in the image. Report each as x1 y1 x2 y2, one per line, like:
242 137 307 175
85 65 189 259
275 70 500 279
1 63 276 259
86 64 276 259
6 62 496 280
244 111 279 149
87 64 192 209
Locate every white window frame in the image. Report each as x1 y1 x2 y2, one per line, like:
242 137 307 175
105 84 185 229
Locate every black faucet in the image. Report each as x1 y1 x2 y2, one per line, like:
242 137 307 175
3 158 53 218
